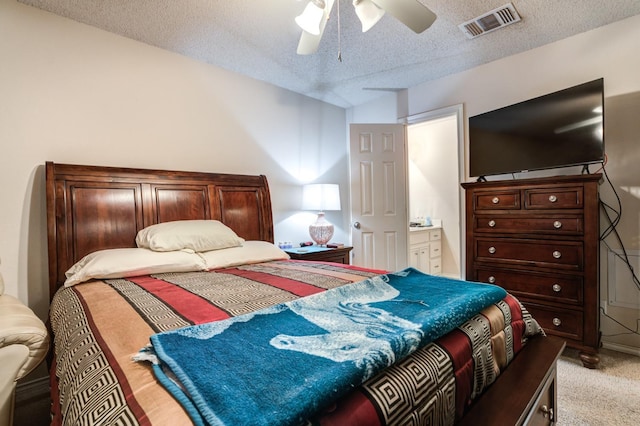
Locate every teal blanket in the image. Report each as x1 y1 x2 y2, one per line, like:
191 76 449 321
142 268 506 426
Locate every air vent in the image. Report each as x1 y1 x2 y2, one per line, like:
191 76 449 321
459 3 521 39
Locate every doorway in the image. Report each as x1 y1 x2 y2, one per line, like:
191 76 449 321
405 105 464 278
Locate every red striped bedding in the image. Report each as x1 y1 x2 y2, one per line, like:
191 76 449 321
49 260 542 425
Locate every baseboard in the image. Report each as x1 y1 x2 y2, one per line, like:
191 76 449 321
602 341 640 357
15 376 50 404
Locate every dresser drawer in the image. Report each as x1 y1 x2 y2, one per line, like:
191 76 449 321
410 228 441 247
474 190 520 210
524 186 583 209
409 229 430 245
524 302 583 341
473 215 583 235
475 267 583 305
525 363 557 426
475 238 583 270
429 258 442 275
430 240 441 258
410 232 427 246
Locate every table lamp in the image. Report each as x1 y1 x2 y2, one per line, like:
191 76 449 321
302 183 341 246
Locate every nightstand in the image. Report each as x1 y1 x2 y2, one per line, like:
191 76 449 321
284 246 353 265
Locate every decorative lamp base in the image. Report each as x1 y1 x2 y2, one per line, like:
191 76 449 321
309 212 334 246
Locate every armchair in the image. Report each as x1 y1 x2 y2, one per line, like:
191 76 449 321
0 270 49 426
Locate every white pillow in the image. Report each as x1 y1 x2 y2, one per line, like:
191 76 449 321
198 241 290 270
64 248 206 287
135 220 245 252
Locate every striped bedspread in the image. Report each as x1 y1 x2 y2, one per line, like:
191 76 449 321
49 260 543 426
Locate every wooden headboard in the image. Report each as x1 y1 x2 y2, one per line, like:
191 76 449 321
45 162 274 298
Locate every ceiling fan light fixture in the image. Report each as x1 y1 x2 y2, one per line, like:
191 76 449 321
295 0 326 35
353 0 385 32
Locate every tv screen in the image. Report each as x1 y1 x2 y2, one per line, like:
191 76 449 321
469 78 604 178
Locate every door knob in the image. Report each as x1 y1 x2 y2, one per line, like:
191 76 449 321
353 221 361 229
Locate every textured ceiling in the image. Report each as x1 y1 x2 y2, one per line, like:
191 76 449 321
18 0 640 108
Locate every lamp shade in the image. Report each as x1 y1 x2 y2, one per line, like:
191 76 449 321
302 184 341 211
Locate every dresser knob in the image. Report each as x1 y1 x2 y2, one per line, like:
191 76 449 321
552 283 562 292
488 276 496 284
552 317 562 327
552 250 562 259
488 220 496 227
488 246 496 254
540 405 554 421
553 220 562 229
492 197 499 204
549 195 557 203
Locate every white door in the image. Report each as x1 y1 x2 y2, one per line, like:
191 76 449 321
349 124 408 271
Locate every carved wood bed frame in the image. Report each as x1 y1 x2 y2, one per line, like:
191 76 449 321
44 161 565 425
45 161 274 297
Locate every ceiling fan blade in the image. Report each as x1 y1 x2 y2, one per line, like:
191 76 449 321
297 0 335 55
297 31 322 55
371 0 436 33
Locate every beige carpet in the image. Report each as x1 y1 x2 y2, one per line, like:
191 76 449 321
557 347 640 425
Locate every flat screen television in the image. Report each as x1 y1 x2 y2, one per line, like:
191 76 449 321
468 78 604 178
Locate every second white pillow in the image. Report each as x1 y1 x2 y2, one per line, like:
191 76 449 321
136 220 245 252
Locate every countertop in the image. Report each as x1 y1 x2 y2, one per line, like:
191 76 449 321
409 219 441 231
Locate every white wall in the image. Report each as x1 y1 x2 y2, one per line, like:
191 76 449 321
347 90 407 124
0 0 349 319
352 14 640 352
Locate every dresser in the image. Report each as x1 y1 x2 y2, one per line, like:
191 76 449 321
462 174 601 368
409 226 442 275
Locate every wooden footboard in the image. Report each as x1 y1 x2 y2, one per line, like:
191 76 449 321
459 335 566 426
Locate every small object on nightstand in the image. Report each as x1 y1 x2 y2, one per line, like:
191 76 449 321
326 243 344 248
300 241 314 247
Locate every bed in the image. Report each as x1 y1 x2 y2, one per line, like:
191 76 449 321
45 161 566 426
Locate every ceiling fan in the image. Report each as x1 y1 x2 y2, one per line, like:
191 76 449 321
296 0 437 55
